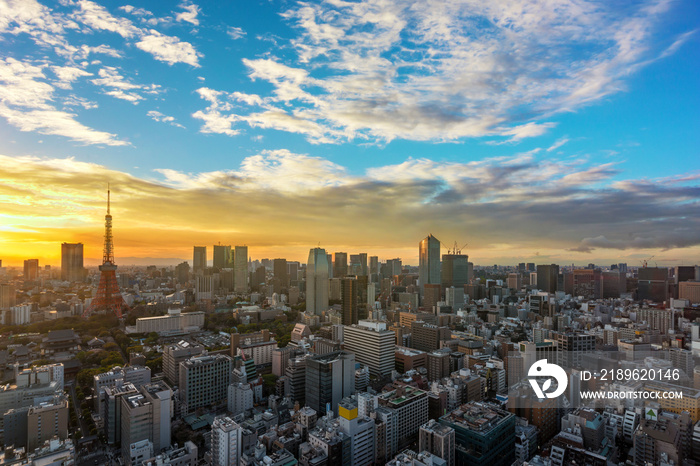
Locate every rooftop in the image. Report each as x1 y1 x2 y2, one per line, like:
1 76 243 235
441 402 514 434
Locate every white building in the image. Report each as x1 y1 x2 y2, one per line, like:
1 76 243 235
211 416 242 466
343 320 395 377
227 383 254 415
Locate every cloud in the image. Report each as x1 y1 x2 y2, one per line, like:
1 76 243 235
90 67 160 104
0 151 698 264
136 30 201 67
0 58 126 145
50 65 92 89
547 137 570 152
192 0 681 143
175 2 200 26
227 26 245 40
147 110 185 129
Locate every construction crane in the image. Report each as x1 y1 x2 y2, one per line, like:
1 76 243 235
640 255 655 268
441 241 469 255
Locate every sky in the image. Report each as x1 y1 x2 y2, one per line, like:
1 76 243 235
0 0 698 267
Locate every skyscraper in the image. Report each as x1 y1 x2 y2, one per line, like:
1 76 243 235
23 259 39 280
306 247 329 315
305 351 355 416
536 264 559 294
341 276 359 325
419 235 441 296
334 252 348 278
234 246 248 293
212 244 232 269
193 246 207 273
273 258 288 294
61 243 84 282
441 253 468 289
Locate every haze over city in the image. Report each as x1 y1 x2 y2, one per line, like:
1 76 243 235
0 0 698 267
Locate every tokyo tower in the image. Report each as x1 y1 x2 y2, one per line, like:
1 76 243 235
84 188 127 318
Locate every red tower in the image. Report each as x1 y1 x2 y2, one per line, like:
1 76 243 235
84 188 127 318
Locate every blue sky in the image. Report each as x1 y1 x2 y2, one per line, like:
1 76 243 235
0 0 698 266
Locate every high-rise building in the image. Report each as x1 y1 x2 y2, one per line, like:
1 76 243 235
213 244 232 269
638 266 669 302
273 258 288 294
211 416 242 466
234 246 248 292
26 395 69 451
411 321 451 352
193 246 207 273
179 354 232 414
439 402 515 466
23 259 39 280
441 254 468 289
369 256 379 281
0 284 16 311
377 386 429 452
307 247 329 315
61 243 84 282
305 351 355 416
419 235 441 296
334 252 348 278
175 261 189 284
337 398 376 465
162 341 204 386
341 276 360 325
343 320 395 377
419 420 455 466
536 264 559 294
139 381 173 454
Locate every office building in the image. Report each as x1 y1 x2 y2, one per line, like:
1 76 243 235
234 246 248 292
341 276 361 325
134 309 205 335
273 258 289 294
61 243 84 282
193 246 206 273
638 267 669 302
306 247 329 315
26 396 69 451
211 416 243 465
334 252 348 278
162 340 205 386
419 235 441 295
536 264 559 294
23 259 39 280
441 254 468 289
377 386 429 452
103 382 139 445
0 283 16 310
179 354 232 414
411 321 451 352
285 356 307 406
343 320 395 376
337 398 376 465
439 402 515 466
228 383 254 415
305 351 355 416
633 418 681 466
213 244 232 269
419 420 455 466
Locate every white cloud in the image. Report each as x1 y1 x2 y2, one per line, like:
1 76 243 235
136 30 201 67
90 67 160 104
192 0 679 143
547 137 570 152
50 65 92 89
175 2 200 26
147 110 185 129
227 26 246 40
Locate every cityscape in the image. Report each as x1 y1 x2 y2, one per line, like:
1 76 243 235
1 1 699 466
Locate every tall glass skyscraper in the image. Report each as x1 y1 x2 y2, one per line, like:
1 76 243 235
419 234 441 295
307 247 329 315
234 246 248 292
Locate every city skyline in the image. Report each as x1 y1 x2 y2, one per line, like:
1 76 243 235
0 0 698 267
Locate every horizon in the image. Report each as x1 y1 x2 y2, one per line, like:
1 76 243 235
1 0 698 269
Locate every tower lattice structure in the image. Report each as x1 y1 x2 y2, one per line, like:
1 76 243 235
85 189 127 318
